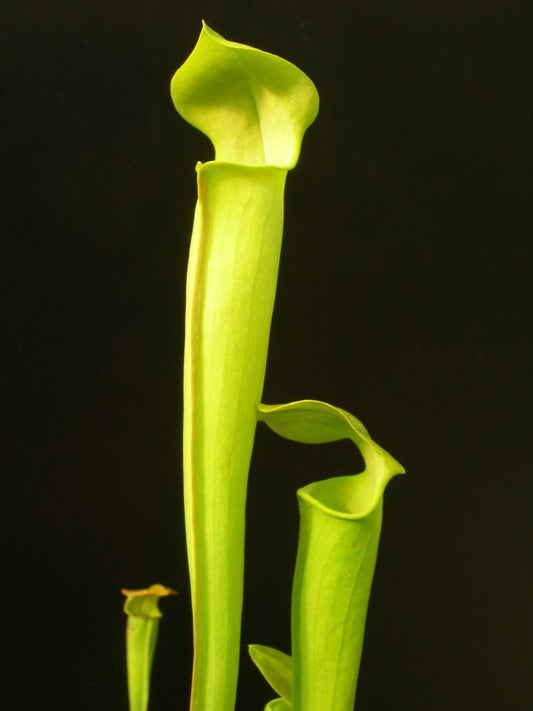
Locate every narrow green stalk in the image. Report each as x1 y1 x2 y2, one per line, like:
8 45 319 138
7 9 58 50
170 23 318 711
122 584 176 711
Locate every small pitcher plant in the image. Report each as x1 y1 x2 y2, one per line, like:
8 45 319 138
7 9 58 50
122 22 404 711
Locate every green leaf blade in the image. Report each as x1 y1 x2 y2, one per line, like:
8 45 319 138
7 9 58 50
265 699 293 711
257 400 370 445
248 644 293 702
171 22 319 167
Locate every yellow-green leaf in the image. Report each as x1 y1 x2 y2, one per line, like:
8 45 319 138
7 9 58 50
121 585 176 711
258 401 404 711
171 24 318 711
249 644 293 702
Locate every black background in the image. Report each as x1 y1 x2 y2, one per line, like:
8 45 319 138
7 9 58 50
3 1 531 709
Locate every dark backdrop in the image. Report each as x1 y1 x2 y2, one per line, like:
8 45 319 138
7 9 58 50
3 1 531 709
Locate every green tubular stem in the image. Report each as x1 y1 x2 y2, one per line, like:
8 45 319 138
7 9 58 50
183 161 287 711
292 484 384 711
125 616 160 711
255 401 405 711
122 585 176 711
171 23 318 711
